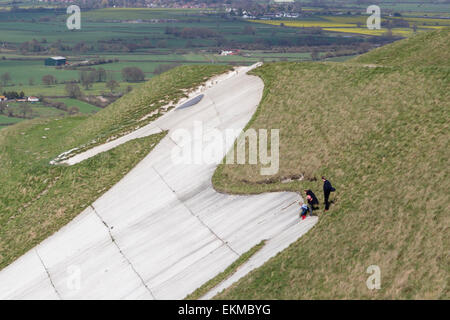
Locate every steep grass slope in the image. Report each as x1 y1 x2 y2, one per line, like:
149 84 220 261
0 65 229 271
213 30 449 299
352 27 450 67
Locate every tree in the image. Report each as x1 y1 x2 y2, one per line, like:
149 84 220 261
156 40 168 48
243 25 255 35
65 83 83 98
106 79 120 93
311 49 320 61
80 71 95 90
3 91 20 99
121 67 145 82
97 67 107 82
28 78 34 86
384 28 393 38
1 72 11 86
0 102 7 115
42 74 56 86
68 106 80 115
19 104 32 118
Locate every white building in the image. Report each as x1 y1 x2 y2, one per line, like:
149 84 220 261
27 96 39 102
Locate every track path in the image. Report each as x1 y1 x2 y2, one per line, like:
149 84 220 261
0 64 317 299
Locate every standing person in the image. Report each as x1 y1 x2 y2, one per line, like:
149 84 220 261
304 189 319 213
322 176 336 211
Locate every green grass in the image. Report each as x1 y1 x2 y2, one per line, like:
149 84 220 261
4 81 144 97
0 7 370 49
0 64 229 271
353 27 450 67
0 59 80 86
185 240 267 300
1 100 99 127
0 114 23 125
53 98 100 114
6 102 67 119
212 29 449 299
83 8 210 21
0 58 141 96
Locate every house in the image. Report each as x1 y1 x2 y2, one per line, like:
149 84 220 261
45 56 67 66
27 96 39 102
220 50 233 56
0 95 6 102
220 49 240 56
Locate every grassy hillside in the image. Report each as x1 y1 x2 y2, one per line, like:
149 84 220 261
0 64 228 271
352 27 450 67
212 30 449 299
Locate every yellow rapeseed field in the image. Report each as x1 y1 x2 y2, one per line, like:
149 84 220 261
250 18 443 37
249 19 356 28
250 15 448 37
323 27 414 36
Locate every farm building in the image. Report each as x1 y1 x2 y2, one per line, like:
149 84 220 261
220 49 240 56
45 56 67 66
27 96 39 102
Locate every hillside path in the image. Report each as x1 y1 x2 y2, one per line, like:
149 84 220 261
0 64 317 299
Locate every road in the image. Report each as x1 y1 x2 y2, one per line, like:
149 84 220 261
0 64 317 299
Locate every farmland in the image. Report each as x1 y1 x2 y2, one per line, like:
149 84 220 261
250 14 450 37
0 6 379 125
0 0 449 303
0 4 448 132
0 99 100 129
53 98 101 113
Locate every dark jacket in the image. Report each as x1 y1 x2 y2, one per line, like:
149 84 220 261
305 190 319 205
323 180 335 193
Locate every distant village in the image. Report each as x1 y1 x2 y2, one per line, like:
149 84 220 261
0 95 39 103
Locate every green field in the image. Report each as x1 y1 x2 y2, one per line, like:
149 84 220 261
2 5 446 123
0 8 349 47
353 27 450 67
7 101 66 117
53 98 101 113
0 114 23 125
0 59 79 86
1 99 100 127
295 0 450 13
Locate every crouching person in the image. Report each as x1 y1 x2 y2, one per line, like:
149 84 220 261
299 202 309 220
